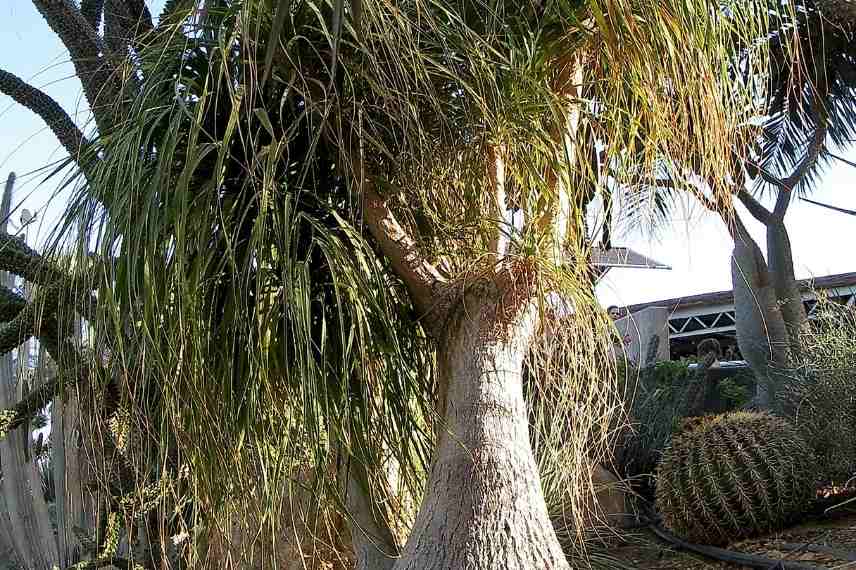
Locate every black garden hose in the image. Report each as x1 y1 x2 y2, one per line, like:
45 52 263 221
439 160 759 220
640 505 827 570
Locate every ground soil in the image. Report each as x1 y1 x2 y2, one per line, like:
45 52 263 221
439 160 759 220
612 505 856 569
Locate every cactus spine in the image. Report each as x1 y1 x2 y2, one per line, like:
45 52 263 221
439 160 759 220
655 411 815 545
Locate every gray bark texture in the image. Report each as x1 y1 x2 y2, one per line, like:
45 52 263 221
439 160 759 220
766 221 807 358
53 384 94 566
344 461 399 570
731 228 789 410
392 285 569 570
0 174 59 569
0 350 60 570
0 175 23 570
0 494 19 564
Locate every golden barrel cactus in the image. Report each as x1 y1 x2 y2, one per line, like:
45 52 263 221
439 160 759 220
655 411 815 545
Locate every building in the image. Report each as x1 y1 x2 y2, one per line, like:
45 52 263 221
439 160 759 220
619 272 856 360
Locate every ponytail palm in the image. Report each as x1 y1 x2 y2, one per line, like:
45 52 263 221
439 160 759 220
38 0 777 567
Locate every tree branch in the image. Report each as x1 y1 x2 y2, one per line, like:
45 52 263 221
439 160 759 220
104 0 132 55
772 180 794 218
104 0 153 55
735 188 772 224
81 0 105 30
0 69 94 172
786 118 829 188
361 184 446 319
31 0 123 131
746 123 827 220
723 207 756 244
124 0 154 40
546 59 584 260
486 144 509 259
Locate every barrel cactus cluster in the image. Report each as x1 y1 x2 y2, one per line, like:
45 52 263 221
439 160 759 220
655 411 816 545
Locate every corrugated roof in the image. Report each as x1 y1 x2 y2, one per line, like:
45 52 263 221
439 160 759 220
591 246 671 269
621 271 856 314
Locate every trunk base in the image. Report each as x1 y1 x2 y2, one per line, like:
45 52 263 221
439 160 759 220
394 288 570 570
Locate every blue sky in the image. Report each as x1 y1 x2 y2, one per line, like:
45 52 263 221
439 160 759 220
2 1 854 307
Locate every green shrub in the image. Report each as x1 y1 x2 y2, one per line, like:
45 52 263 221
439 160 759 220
655 411 816 545
615 360 694 486
782 297 856 482
712 369 754 410
782 366 856 482
616 358 753 487
800 296 856 371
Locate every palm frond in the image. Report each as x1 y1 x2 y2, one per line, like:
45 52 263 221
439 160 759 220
56 4 435 559
753 0 856 194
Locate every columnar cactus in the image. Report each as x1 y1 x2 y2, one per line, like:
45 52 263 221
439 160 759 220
655 411 815 545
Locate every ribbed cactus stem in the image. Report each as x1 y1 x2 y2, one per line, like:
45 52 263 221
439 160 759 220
0 285 26 323
656 412 815 545
0 233 66 286
0 285 63 356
